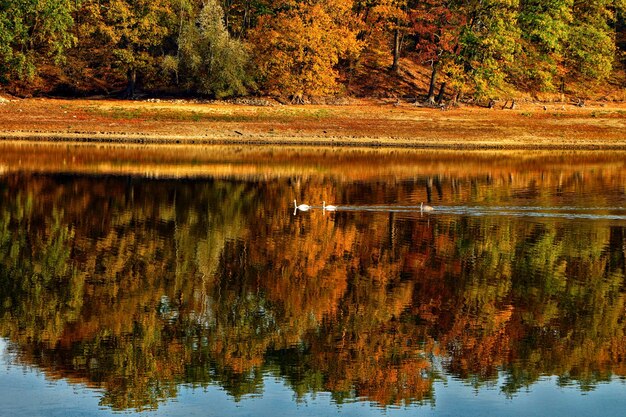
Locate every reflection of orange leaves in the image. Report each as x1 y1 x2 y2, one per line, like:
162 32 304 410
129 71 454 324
431 231 450 249
494 305 513 328
356 360 433 406
221 355 263 374
416 302 441 324
5 167 626 410
317 338 434 406
210 339 266 374
608 337 626 376
308 308 436 406
405 252 427 269
254 201 357 324
439 306 514 378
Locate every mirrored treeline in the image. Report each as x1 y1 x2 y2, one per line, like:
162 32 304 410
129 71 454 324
0 150 625 413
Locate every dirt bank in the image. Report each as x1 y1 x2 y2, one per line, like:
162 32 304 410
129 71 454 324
1 97 626 149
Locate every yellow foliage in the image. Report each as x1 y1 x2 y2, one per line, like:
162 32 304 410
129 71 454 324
249 0 362 101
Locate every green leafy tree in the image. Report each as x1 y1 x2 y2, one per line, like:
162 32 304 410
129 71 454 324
517 0 573 91
0 0 76 84
516 0 620 91
413 0 520 102
80 0 174 97
455 0 521 99
567 0 617 83
177 0 252 97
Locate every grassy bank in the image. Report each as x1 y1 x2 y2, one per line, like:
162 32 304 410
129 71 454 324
1 97 626 149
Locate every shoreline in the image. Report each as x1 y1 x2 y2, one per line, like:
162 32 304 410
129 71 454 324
2 131 626 150
1 97 626 150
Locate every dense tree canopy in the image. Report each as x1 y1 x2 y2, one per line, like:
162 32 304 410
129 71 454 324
249 0 361 101
0 0 76 83
176 0 252 97
0 0 624 100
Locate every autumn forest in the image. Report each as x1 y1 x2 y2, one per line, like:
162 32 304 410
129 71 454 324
2 2 626 415
1 0 626 102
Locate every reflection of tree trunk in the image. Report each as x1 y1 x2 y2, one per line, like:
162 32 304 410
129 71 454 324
427 64 438 103
391 28 401 73
435 176 443 199
608 226 625 271
124 68 136 99
388 212 396 251
436 82 446 104
426 177 433 202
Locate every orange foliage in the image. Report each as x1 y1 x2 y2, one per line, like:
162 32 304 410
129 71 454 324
249 0 362 101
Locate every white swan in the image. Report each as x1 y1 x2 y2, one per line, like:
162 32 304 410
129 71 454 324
294 200 311 211
323 201 337 211
420 202 434 212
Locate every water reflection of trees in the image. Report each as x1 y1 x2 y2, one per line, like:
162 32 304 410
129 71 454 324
0 172 625 411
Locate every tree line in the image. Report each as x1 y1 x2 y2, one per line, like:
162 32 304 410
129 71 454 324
1 0 625 102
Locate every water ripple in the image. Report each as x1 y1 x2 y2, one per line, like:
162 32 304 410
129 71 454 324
308 204 626 221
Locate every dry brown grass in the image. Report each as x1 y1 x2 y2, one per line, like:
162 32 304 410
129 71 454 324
1 96 626 149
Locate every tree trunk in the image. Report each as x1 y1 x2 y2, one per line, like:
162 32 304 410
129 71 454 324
391 28 401 73
124 68 136 99
427 63 438 103
436 82 446 104
240 2 249 38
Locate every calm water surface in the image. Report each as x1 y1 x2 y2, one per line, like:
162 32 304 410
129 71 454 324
0 145 625 416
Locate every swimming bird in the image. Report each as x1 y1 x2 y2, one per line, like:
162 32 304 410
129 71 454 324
294 200 311 211
420 202 434 212
323 201 337 211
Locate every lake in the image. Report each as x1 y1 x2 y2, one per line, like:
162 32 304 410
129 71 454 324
0 144 625 416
